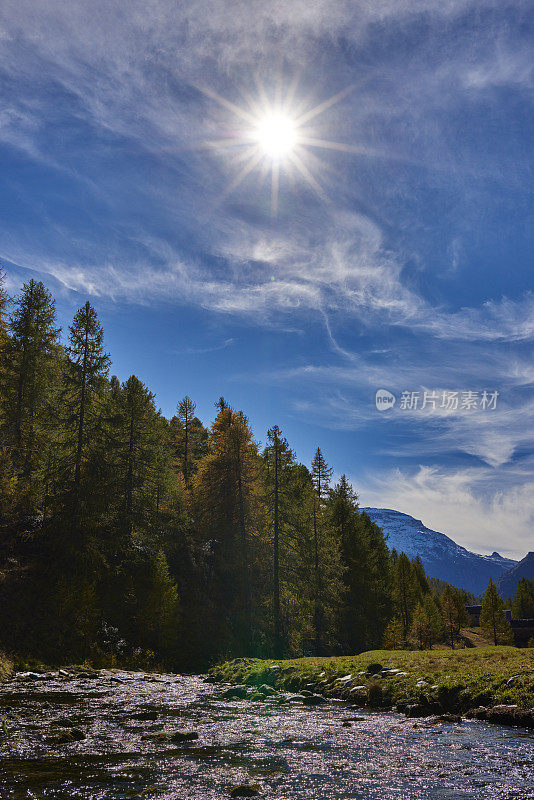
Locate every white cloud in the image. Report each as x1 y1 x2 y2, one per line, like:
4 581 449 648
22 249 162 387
358 463 534 559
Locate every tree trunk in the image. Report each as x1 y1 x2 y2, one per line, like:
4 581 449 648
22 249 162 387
74 328 88 502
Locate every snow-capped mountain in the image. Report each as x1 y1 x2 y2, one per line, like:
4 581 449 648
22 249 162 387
362 508 517 597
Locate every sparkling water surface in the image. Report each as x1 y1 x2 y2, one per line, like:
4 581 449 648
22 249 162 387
1 671 533 799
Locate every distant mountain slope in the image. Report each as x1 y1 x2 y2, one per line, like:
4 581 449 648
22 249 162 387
362 508 517 597
496 552 534 600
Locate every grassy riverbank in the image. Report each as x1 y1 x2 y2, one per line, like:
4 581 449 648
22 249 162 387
210 647 534 720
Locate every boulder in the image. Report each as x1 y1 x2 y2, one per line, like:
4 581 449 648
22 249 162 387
141 731 198 743
222 686 248 700
46 728 86 744
133 711 158 721
230 785 261 797
405 704 432 718
367 683 383 707
258 684 277 696
366 663 383 674
303 694 326 705
485 705 519 726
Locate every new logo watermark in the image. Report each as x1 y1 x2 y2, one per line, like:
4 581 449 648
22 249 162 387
375 389 499 413
375 389 396 411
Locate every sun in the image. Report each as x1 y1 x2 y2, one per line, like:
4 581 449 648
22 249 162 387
256 113 297 159
197 80 360 213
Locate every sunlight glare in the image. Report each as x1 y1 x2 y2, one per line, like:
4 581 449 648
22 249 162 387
256 113 297 159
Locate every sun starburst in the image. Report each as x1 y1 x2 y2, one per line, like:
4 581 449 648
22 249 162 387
196 80 366 214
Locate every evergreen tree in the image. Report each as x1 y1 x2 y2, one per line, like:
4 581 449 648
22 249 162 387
3 279 60 511
392 553 420 639
263 425 296 657
441 584 468 648
134 550 180 657
383 617 404 649
511 578 534 620
176 396 195 483
0 267 9 386
108 375 174 535
411 601 431 649
480 579 513 645
310 447 334 654
62 301 110 506
170 397 207 484
192 403 262 655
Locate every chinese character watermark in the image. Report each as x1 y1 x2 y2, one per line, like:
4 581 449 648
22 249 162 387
376 389 499 412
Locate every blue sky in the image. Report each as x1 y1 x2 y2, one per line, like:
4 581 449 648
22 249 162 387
1 0 533 557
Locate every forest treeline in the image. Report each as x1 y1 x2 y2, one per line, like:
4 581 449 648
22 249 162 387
0 274 503 668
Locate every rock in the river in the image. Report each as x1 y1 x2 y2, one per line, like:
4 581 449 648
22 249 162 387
141 730 199 743
258 684 277 696
50 717 76 728
434 713 462 723
230 784 261 797
46 728 86 744
133 711 158 721
222 686 249 700
302 694 326 705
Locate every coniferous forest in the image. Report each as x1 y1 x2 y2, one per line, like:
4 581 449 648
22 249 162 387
0 273 475 669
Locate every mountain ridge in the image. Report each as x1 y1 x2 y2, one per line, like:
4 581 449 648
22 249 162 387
496 552 534 600
362 507 517 597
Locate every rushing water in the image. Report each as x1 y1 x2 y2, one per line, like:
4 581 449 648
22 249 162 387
1 670 533 800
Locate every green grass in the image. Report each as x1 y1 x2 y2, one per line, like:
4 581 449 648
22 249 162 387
210 647 534 711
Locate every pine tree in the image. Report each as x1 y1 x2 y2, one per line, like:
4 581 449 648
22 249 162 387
480 579 513 645
440 584 468 648
134 550 180 657
177 396 195 483
192 403 262 655
392 553 420 639
170 397 207 484
382 617 404 650
263 425 296 657
310 447 333 654
511 578 534 620
62 301 110 506
411 602 431 649
3 279 60 511
108 375 173 535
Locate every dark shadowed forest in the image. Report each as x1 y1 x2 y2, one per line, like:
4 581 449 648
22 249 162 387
0 273 487 669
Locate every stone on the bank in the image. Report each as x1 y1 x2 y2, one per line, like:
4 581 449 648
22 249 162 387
405 704 432 718
366 663 383 674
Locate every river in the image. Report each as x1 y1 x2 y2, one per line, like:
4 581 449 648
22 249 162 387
1 670 533 799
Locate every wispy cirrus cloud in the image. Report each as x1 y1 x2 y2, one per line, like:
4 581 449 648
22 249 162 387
2 0 533 555
358 463 534 559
